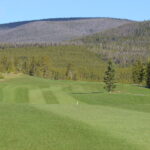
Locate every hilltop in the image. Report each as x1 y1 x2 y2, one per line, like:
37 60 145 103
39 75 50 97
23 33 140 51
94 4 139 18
0 17 133 44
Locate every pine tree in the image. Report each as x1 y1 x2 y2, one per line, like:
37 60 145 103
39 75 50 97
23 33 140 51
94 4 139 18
28 57 36 76
146 62 150 88
104 61 116 92
132 60 145 84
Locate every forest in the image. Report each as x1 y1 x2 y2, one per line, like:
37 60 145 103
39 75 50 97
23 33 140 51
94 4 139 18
0 44 149 87
74 21 150 66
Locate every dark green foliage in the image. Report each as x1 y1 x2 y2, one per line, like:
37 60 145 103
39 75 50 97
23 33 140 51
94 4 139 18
104 61 116 92
28 57 36 76
132 60 145 84
146 62 150 88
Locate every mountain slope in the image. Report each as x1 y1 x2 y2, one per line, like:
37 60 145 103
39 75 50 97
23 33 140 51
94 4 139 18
77 21 150 44
75 21 150 65
0 18 133 43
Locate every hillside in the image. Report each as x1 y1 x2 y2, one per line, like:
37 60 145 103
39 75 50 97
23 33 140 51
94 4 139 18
0 17 133 43
0 76 150 150
77 21 150 44
0 45 133 83
76 21 150 65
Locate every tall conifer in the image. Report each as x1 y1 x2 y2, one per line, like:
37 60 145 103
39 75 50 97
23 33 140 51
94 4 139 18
104 61 116 92
146 62 150 88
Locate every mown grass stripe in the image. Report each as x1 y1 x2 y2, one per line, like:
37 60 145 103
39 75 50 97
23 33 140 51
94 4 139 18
0 88 3 102
29 89 46 104
14 87 29 103
50 87 77 104
42 91 58 104
2 85 16 103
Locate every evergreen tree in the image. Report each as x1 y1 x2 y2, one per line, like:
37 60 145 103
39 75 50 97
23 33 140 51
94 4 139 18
104 61 116 92
28 57 36 76
146 62 150 88
132 60 145 84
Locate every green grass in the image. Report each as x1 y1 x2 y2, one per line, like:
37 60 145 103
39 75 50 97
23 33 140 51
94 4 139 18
0 75 150 150
72 84 150 113
42 91 58 104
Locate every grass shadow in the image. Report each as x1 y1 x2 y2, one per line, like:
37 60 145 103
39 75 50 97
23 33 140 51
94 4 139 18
133 84 150 89
71 92 103 95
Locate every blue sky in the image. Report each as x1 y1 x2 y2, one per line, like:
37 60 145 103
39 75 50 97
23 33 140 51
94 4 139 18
0 0 150 24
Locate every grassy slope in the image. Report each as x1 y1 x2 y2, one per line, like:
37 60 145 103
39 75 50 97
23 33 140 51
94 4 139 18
0 75 150 150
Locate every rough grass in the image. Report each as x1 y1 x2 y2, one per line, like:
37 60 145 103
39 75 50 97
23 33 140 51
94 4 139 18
0 75 150 150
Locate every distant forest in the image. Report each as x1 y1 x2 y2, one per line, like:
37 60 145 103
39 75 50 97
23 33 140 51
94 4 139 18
0 44 148 84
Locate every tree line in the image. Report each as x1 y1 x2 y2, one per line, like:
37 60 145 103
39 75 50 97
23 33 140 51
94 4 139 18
103 60 150 92
0 45 149 85
132 60 150 88
0 55 102 81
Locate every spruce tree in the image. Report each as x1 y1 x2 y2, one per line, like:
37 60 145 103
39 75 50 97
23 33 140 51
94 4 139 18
104 61 116 92
146 62 150 88
132 60 145 84
28 57 36 76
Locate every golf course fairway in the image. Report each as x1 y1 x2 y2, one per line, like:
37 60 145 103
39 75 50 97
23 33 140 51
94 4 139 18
0 75 150 150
